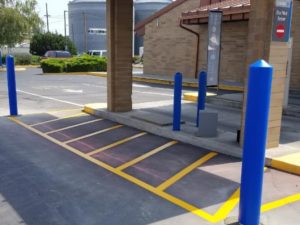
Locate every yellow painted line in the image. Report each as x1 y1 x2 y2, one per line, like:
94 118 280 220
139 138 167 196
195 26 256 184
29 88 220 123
64 124 123 144
9 117 215 222
116 141 178 171
30 112 86 127
271 153 300 175
157 152 218 191
261 193 300 212
87 132 147 156
45 118 103 135
212 189 240 222
9 116 300 223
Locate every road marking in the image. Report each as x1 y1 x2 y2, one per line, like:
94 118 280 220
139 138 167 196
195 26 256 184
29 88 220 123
64 125 123 144
212 189 240 221
116 141 178 171
17 89 84 107
30 113 86 127
261 193 300 212
9 117 300 223
45 118 103 135
87 132 147 156
157 152 218 191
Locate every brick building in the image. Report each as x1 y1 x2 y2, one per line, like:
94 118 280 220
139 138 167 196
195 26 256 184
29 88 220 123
136 0 300 90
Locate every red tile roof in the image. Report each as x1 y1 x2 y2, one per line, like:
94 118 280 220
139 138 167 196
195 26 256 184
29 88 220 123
181 0 251 24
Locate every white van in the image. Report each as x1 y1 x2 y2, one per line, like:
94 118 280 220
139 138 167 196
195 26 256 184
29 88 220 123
87 50 107 57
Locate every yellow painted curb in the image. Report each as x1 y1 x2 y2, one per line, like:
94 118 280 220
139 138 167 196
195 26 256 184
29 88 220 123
0 68 26 72
183 92 217 102
271 153 300 175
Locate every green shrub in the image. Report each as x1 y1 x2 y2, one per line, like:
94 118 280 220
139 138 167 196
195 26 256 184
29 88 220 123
40 55 107 73
40 59 65 73
133 55 141 64
1 53 41 65
31 55 41 65
1 54 5 65
14 53 32 65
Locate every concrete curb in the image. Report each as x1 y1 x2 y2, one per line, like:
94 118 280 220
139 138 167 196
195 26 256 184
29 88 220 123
83 103 243 158
269 153 300 176
41 71 244 91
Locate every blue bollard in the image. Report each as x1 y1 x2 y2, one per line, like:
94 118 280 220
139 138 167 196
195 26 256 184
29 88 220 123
196 71 207 127
173 72 182 131
0 51 2 67
6 55 18 116
239 60 273 225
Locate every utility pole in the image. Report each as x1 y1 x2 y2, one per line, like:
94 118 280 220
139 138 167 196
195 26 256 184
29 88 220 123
45 3 50 32
64 10 68 51
83 12 87 53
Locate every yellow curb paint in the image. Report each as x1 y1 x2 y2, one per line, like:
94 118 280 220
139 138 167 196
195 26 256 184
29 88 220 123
87 132 147 156
271 153 300 175
64 124 123 144
183 92 217 102
116 141 178 171
45 118 103 135
9 117 300 223
30 112 85 127
261 193 300 212
157 152 218 191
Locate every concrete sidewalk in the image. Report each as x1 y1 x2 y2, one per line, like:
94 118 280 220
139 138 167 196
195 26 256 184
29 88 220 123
84 99 300 175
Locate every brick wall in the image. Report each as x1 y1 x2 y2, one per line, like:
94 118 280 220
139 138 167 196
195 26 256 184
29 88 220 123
198 21 248 83
143 0 201 78
144 0 248 83
291 0 300 90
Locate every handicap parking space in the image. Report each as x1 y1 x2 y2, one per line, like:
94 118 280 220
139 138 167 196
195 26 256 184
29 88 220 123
9 110 300 224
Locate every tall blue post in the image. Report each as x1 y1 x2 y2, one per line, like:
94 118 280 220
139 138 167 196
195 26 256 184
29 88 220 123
0 51 2 67
173 72 182 131
196 71 207 127
6 55 18 116
239 60 273 225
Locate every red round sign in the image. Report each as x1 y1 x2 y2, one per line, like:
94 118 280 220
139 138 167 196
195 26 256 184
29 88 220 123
276 24 285 39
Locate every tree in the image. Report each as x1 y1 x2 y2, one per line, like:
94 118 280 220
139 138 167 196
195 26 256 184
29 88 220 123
30 32 77 56
0 0 43 47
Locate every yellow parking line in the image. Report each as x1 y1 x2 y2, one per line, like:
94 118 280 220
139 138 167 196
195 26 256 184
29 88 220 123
157 152 218 191
116 141 178 171
45 118 103 135
30 112 86 127
87 132 147 156
212 188 240 221
261 193 300 212
9 117 300 223
64 125 123 144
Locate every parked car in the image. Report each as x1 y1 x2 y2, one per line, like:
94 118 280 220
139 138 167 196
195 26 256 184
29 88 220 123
41 51 72 59
87 50 107 57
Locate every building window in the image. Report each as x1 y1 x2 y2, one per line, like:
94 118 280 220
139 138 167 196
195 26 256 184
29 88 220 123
88 28 107 35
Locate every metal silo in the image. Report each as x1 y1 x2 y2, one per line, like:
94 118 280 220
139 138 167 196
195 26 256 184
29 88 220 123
68 0 106 54
134 0 172 55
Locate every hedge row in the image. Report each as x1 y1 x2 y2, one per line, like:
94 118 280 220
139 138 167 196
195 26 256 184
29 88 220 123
1 53 40 65
41 55 107 73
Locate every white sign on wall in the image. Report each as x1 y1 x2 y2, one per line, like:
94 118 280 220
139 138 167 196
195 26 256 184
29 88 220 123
207 11 223 86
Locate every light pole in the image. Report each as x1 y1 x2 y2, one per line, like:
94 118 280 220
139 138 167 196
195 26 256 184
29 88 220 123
64 10 68 51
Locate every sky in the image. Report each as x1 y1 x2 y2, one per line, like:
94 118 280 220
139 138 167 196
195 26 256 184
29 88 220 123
36 0 176 35
37 0 70 35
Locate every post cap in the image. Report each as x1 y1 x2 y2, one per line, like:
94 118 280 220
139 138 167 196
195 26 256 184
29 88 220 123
250 59 272 69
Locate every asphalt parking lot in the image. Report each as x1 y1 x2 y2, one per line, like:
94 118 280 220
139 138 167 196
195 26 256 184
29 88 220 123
0 69 300 225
